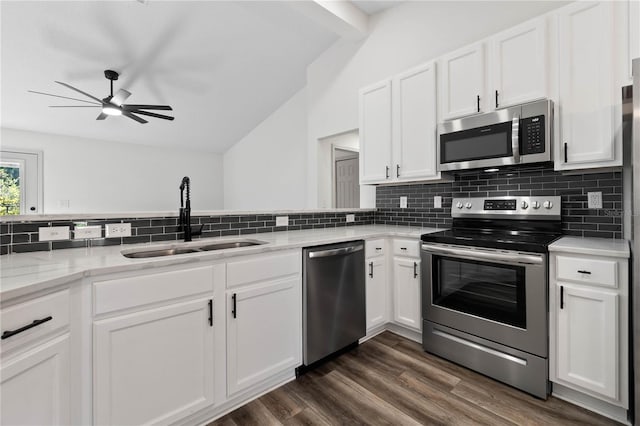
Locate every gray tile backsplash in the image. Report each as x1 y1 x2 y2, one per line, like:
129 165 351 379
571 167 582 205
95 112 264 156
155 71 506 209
376 164 623 239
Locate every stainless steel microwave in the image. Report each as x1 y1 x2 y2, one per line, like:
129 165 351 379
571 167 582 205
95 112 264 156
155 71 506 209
437 99 553 172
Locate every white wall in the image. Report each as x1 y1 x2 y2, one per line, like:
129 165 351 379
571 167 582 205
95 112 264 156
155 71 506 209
223 88 307 210
0 128 223 213
305 1 568 207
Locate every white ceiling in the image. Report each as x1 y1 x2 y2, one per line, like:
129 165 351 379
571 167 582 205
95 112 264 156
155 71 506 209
351 1 402 15
0 1 338 153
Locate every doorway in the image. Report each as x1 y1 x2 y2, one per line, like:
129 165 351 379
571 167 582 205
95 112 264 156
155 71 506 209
334 148 360 208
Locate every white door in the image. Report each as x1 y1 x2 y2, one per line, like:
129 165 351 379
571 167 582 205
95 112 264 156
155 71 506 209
336 157 360 208
491 17 548 109
393 258 421 331
556 283 618 399
366 257 387 331
392 61 439 181
440 43 486 120
556 1 620 170
94 298 215 426
0 149 42 215
1 334 70 426
359 81 392 184
227 277 301 396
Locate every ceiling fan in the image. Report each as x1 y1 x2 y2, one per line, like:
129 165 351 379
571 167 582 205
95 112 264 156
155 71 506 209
29 70 174 124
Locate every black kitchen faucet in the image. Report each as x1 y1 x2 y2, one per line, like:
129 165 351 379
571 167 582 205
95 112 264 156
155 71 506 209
179 176 203 242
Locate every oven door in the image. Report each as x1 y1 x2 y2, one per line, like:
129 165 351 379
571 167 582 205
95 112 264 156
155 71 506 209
421 243 547 357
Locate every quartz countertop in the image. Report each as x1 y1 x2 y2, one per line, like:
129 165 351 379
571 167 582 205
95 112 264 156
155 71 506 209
549 236 630 258
0 225 440 300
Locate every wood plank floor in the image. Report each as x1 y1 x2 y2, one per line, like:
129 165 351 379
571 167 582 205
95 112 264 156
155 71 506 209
210 332 621 426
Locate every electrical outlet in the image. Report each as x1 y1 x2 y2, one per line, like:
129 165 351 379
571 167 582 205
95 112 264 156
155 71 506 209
74 225 102 240
587 191 603 209
275 216 289 227
434 196 442 209
105 223 131 238
39 226 70 241
346 214 355 223
400 196 408 209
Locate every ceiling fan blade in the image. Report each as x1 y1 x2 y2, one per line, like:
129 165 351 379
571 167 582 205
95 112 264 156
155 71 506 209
122 104 172 111
123 111 148 124
129 110 174 121
49 105 102 108
55 81 103 104
111 89 131 106
96 112 108 120
28 90 101 105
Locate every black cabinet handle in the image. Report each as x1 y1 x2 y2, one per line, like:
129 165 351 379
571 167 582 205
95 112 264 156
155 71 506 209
2 316 53 340
495 90 499 108
413 262 418 278
477 95 480 112
560 286 564 310
385 166 390 179
375 247 382 251
400 247 407 251
577 270 591 275
369 262 374 278
396 164 400 178
208 300 213 326
564 143 568 163
232 293 237 319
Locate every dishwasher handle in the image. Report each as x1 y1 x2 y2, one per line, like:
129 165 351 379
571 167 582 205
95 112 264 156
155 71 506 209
308 244 364 258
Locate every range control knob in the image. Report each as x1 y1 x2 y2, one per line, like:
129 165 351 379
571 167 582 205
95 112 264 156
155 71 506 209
531 201 540 209
465 202 472 209
521 201 529 209
456 202 464 209
543 200 553 209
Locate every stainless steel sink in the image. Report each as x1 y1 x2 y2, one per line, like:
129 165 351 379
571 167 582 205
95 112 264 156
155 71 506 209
121 239 266 258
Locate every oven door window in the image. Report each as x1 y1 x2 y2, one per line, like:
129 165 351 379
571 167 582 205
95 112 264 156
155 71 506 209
432 256 526 328
440 121 512 164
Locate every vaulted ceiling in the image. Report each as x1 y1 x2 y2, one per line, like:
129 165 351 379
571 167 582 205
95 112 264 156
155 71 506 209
0 1 352 153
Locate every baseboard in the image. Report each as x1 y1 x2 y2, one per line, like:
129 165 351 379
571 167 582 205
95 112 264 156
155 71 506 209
384 322 422 343
360 325 387 343
552 383 630 425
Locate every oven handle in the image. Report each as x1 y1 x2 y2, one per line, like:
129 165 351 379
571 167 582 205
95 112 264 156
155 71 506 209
512 114 520 163
421 244 543 265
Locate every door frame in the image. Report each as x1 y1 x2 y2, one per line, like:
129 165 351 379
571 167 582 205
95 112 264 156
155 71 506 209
332 145 359 208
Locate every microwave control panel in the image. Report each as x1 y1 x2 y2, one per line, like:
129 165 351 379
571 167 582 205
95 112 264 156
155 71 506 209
520 115 545 155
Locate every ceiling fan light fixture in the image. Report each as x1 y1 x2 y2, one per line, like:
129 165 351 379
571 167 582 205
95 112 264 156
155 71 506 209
102 105 122 116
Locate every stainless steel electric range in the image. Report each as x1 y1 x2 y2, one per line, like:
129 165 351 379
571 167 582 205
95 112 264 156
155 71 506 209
420 196 562 399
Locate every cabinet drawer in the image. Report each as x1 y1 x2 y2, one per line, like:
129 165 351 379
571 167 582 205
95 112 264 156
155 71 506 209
227 250 300 289
556 255 618 288
365 239 385 258
94 265 216 315
1 289 70 354
393 239 420 258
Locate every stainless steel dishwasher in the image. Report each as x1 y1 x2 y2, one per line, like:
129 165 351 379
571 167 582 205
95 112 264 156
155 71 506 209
301 240 366 368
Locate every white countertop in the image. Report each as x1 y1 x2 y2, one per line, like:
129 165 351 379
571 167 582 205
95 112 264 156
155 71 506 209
0 225 439 301
549 236 630 258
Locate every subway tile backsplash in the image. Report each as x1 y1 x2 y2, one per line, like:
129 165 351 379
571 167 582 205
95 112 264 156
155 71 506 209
376 164 623 239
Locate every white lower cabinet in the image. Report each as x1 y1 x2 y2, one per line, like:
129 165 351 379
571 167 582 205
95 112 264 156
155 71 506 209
94 297 216 425
393 257 421 331
1 334 70 426
366 256 387 331
226 251 301 397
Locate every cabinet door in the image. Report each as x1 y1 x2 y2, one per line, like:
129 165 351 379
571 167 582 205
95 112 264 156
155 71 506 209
392 62 439 181
359 80 392 184
491 17 547 108
556 283 618 400
94 298 215 426
227 277 301 396
440 43 486 120
366 257 387 331
556 1 621 170
1 334 70 426
393 258 421 331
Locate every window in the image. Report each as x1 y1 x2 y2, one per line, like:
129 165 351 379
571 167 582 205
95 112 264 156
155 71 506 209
0 149 43 215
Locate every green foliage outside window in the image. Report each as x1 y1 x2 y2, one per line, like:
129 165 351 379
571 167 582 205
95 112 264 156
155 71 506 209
0 167 20 215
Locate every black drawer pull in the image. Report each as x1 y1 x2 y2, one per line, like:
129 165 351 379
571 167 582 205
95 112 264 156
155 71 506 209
400 247 407 251
208 300 213 326
2 316 53 340
369 262 374 278
232 294 237 319
560 286 564 309
577 270 591 275
495 90 499 108
375 247 382 251
385 166 390 179
476 94 480 112
396 164 400 178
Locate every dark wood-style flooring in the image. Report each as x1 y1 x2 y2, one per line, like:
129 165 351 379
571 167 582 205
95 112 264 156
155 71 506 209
210 331 621 425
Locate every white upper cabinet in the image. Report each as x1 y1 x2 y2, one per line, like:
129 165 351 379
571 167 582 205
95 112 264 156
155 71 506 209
392 62 439 181
359 81 393 184
439 43 486 120
491 17 548 109
555 1 623 170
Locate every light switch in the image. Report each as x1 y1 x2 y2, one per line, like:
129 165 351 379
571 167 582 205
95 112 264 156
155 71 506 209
74 225 102 239
39 226 70 241
434 196 442 209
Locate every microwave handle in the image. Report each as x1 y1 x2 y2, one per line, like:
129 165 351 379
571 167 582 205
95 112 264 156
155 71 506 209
511 114 520 163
